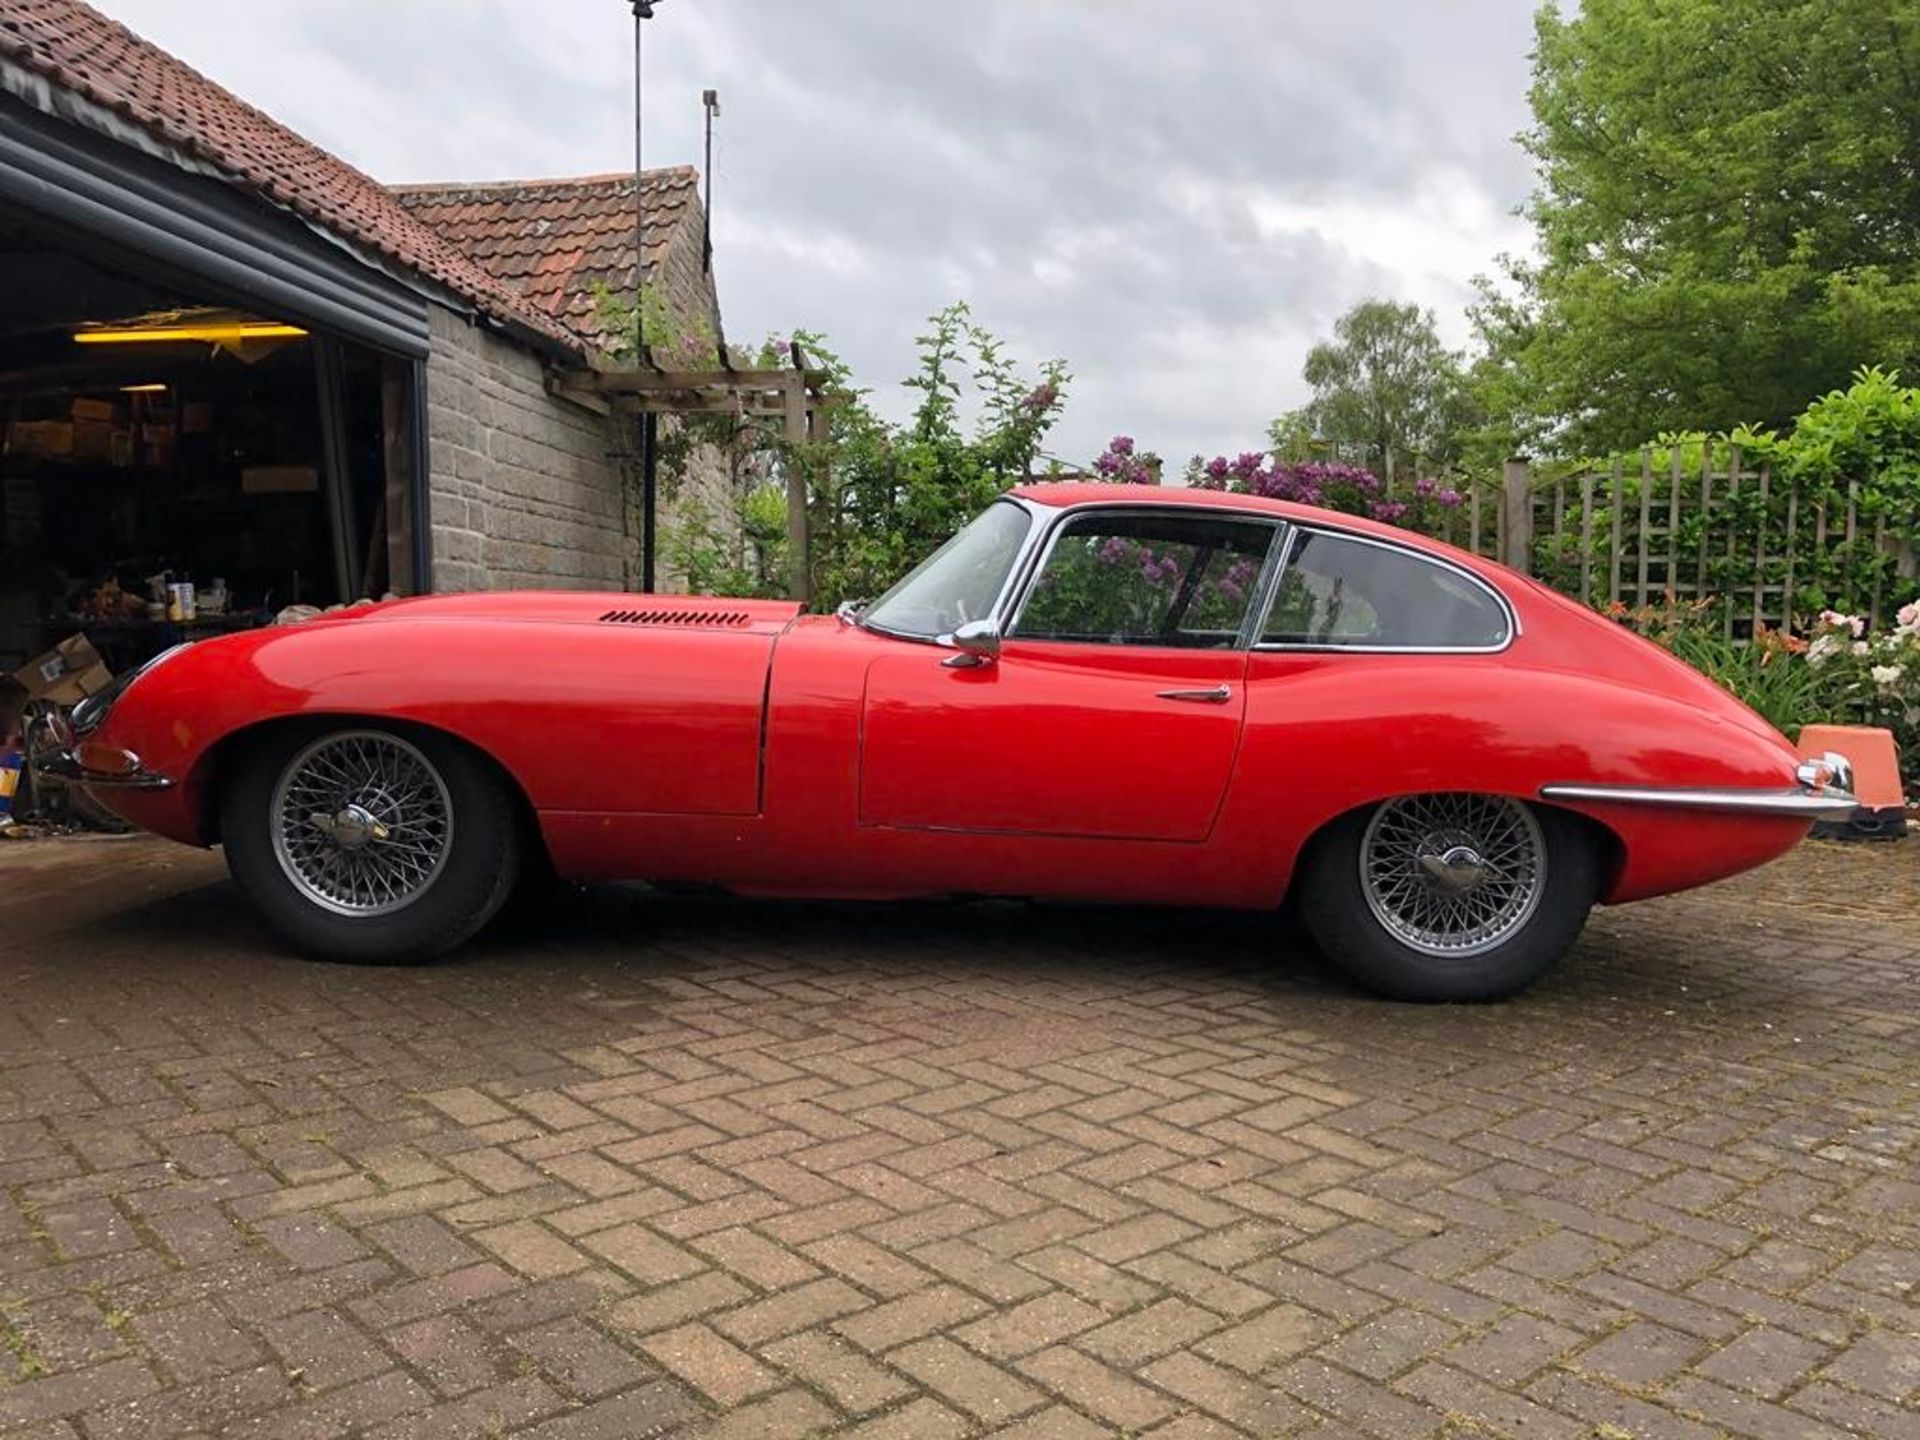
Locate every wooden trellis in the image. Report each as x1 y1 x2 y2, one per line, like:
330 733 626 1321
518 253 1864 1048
1411 447 1917 634
554 352 841 602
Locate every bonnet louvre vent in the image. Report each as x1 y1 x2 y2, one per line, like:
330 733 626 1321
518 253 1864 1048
598 608 752 627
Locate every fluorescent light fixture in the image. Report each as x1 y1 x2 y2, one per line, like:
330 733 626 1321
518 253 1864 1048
120 383 169 393
75 322 307 345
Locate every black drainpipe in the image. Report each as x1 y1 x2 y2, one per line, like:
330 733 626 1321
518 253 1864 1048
639 410 658 593
409 357 433 593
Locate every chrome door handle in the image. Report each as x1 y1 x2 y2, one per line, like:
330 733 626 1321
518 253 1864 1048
1155 684 1233 704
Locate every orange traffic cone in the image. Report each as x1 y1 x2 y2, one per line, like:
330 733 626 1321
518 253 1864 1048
1798 725 1908 841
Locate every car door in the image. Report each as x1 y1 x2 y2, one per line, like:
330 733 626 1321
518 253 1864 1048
860 508 1285 842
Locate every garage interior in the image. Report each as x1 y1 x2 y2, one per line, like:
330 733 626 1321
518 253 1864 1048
0 210 401 677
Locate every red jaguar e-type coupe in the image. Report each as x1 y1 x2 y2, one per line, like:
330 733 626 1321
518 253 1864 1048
41 484 1856 1000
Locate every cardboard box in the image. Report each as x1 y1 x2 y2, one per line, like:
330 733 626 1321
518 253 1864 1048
71 397 116 423
4 420 73 459
9 635 113 707
242 464 319 494
73 420 113 462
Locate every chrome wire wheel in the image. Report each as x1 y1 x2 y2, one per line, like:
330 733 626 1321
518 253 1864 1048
1359 794 1546 959
269 731 454 917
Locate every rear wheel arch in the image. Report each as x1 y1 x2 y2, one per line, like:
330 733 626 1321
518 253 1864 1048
1284 790 1619 1001
1286 793 1622 904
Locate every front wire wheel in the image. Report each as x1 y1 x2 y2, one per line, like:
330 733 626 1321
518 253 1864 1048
222 723 519 964
1299 793 1597 1001
271 730 455 917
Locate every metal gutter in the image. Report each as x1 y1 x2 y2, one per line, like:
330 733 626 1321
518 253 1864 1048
0 86 430 357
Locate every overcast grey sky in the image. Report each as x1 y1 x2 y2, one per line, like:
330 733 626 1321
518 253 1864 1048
101 0 1540 465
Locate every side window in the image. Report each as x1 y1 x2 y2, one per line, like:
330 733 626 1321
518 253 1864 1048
1012 513 1277 647
1261 531 1510 649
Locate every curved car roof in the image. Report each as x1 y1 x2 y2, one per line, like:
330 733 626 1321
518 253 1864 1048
1011 482 1507 578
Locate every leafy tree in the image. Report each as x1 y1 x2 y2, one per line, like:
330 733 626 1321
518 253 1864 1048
591 291 1069 606
802 304 1069 605
1478 0 1920 455
1273 300 1469 470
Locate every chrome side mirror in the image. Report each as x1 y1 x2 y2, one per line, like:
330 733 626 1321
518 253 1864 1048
942 618 1001 668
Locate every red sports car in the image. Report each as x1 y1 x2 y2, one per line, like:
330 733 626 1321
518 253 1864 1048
41 484 1856 1000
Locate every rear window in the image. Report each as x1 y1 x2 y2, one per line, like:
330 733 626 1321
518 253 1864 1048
1260 531 1510 650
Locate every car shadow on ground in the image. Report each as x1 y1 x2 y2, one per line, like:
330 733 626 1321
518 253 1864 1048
29 839 1903 1050
15 849 1915 1168
36 861 1648 1017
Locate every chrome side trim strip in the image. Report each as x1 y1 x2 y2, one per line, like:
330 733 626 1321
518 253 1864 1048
1540 782 1860 820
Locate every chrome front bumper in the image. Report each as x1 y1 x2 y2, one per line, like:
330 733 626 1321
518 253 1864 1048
31 748 175 790
1540 751 1860 820
26 730 175 791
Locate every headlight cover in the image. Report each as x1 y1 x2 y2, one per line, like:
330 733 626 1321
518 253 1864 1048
69 643 191 735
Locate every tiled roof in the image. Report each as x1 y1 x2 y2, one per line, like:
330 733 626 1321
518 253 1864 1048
390 170 703 351
0 0 588 352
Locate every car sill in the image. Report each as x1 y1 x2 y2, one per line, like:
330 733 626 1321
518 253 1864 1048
1539 783 1860 820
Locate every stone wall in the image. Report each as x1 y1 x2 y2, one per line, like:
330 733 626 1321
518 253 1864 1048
423 195 737 596
424 304 629 593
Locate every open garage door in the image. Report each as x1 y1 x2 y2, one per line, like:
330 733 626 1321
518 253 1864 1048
0 94 435 687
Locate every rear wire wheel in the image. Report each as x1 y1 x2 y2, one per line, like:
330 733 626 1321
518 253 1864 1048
1298 794 1596 1001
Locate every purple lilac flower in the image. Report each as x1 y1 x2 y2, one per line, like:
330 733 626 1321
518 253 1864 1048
1370 500 1410 523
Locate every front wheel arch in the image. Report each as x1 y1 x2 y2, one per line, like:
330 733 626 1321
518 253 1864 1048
194 714 550 874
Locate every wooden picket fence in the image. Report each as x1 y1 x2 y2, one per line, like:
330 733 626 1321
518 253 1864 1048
1389 445 1918 636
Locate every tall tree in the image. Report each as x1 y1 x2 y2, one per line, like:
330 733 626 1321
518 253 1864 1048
1480 0 1920 455
1276 299 1468 469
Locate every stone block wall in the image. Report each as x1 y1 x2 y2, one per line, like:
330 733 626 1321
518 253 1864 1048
423 194 740 596
425 305 630 593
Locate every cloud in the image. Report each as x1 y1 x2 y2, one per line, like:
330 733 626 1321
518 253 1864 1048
102 0 1540 463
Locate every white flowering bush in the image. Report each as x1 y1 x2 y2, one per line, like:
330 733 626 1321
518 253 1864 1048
1612 595 1918 799
1806 600 1920 797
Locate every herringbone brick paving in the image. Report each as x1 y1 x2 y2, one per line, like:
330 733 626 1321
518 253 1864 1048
1 835 1915 1438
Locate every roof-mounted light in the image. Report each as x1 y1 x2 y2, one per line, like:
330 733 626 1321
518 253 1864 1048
75 322 307 345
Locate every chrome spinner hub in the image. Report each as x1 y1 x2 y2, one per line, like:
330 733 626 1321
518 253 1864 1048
310 803 390 851
1416 839 1488 894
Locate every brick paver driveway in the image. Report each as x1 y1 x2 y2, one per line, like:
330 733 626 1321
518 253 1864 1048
1 834 1916 1439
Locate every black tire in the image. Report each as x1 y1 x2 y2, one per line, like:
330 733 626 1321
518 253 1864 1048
1296 795 1597 1002
220 722 520 964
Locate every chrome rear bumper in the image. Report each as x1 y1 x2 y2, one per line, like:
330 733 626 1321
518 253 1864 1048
1541 752 1860 820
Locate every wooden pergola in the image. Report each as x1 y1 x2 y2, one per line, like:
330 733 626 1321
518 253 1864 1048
550 347 839 602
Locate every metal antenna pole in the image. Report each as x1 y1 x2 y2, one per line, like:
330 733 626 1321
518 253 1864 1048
702 88 719 275
630 0 654 363
628 1 663 590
